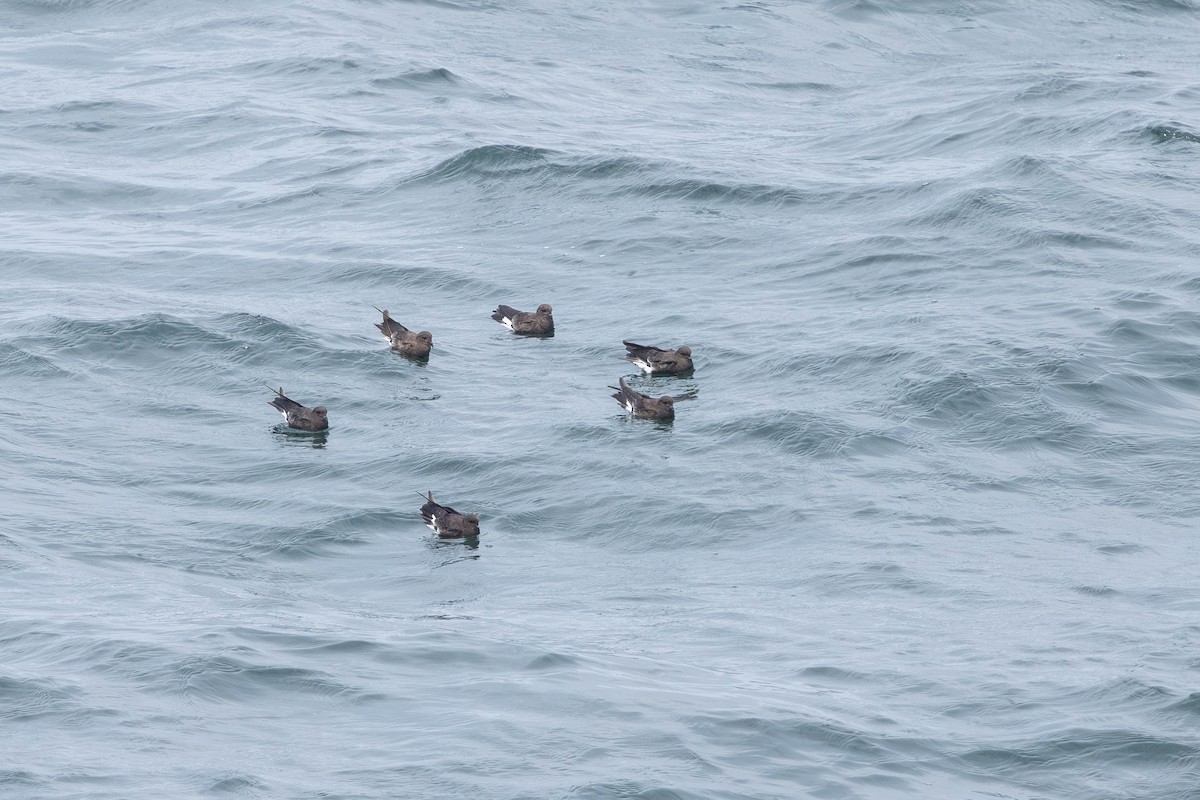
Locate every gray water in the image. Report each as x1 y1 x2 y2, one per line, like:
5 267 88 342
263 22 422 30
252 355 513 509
3 1 1200 797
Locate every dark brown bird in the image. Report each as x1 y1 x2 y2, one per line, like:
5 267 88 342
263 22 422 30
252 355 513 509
609 376 675 421
267 387 329 431
491 303 554 336
623 341 693 374
419 491 481 538
374 307 433 359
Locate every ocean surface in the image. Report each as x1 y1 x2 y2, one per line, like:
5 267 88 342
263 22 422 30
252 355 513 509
3 0 1200 797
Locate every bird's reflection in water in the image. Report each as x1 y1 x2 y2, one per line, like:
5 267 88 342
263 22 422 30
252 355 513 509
666 384 699 402
629 377 699 402
270 426 329 450
395 352 430 367
428 535 481 565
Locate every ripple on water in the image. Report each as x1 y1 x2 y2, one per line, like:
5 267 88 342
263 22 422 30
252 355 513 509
0 771 38 788
34 312 247 364
403 143 557 185
174 654 363 704
241 509 395 561
685 712 929 790
696 410 867 458
808 560 953 598
203 772 269 795
1159 692 1200 722
1145 123 1200 144
396 145 811 210
370 66 464 90
0 343 73 378
0 675 88 722
959 729 1199 775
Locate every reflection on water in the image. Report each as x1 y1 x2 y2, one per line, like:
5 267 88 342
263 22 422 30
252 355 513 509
393 352 430 366
620 375 699 402
270 425 328 449
428 535 481 565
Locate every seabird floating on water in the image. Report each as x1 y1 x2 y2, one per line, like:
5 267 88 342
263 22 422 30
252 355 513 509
491 303 554 336
623 340 693 374
374 307 433 359
609 376 675 421
419 491 481 538
267 387 329 431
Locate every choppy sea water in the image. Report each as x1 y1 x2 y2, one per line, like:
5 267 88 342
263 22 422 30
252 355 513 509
3 0 1200 797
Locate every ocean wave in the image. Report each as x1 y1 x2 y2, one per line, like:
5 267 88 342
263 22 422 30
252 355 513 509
331 261 500 295
0 675 86 722
0 771 38 788
568 782 710 800
397 144 808 207
13 98 164 134
370 66 462 89
684 710 919 794
628 178 804 206
239 56 363 78
696 410 881 459
1161 692 1200 721
350 0 499 9
204 773 268 795
743 81 842 93
959 728 1198 773
175 653 363 703
60 311 220 341
808 560 951 597
227 627 582 675
5 0 149 14
1145 123 1200 144
28 312 256 381
242 509 394 560
1067 677 1172 710
1093 0 1198 12
20 311 374 384
402 144 561 184
749 344 918 384
0 170 168 210
0 343 72 377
